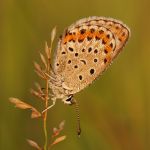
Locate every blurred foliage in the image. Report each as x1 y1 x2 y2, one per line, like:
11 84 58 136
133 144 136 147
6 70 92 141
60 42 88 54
0 0 150 150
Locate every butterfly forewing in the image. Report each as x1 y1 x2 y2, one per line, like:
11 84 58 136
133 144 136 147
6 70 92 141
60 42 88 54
53 16 130 94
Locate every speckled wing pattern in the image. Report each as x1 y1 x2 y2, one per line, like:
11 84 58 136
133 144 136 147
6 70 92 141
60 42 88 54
53 16 130 94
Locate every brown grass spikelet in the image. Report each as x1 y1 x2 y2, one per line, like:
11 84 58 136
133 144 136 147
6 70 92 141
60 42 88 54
9 27 66 150
9 97 41 118
27 139 42 150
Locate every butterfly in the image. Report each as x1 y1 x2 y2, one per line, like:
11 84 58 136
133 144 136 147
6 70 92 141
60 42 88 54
49 16 130 104
46 16 130 135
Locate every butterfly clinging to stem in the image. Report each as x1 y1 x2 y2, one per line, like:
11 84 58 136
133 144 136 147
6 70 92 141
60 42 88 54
44 16 130 135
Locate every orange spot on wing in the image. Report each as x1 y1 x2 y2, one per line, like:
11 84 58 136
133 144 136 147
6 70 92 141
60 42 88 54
103 36 109 44
63 29 114 44
86 31 93 37
118 33 127 42
78 33 85 40
106 55 112 63
105 45 113 53
63 34 76 43
95 31 104 38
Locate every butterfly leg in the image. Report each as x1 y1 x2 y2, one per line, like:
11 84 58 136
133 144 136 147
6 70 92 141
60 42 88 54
42 98 56 113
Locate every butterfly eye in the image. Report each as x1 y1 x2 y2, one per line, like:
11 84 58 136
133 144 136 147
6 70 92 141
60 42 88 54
66 95 73 101
65 95 74 105
66 97 72 102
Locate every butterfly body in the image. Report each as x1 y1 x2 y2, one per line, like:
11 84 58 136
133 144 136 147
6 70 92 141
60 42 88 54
49 16 130 104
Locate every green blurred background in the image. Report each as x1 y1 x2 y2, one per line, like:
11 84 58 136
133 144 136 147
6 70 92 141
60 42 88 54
0 0 150 149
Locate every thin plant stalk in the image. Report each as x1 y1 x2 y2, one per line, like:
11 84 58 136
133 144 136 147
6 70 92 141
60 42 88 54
9 27 66 150
43 79 49 150
43 46 51 150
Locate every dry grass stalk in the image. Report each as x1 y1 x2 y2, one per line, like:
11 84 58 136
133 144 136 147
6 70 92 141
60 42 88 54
9 27 66 150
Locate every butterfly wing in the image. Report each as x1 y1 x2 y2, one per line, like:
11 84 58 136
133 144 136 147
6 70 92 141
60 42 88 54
53 16 130 94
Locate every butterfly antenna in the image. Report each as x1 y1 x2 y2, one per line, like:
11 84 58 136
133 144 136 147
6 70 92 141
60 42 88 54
74 99 81 136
